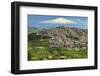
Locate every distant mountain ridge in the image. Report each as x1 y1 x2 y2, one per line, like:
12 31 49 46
28 26 38 33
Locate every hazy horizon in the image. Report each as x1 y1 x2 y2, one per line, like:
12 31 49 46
28 15 88 30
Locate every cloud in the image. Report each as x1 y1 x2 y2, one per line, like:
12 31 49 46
40 17 77 24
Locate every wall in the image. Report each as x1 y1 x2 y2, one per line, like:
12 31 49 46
0 0 99 76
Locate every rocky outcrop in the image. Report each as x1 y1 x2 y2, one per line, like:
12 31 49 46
37 26 87 49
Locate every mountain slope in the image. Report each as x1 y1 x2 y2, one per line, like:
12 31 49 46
36 27 87 49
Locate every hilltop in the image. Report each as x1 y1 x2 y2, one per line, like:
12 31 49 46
30 26 87 49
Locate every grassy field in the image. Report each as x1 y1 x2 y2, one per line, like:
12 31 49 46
28 33 88 61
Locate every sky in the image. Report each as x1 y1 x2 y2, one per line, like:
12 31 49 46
28 15 88 29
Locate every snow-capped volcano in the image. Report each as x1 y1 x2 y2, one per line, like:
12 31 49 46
41 17 77 24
